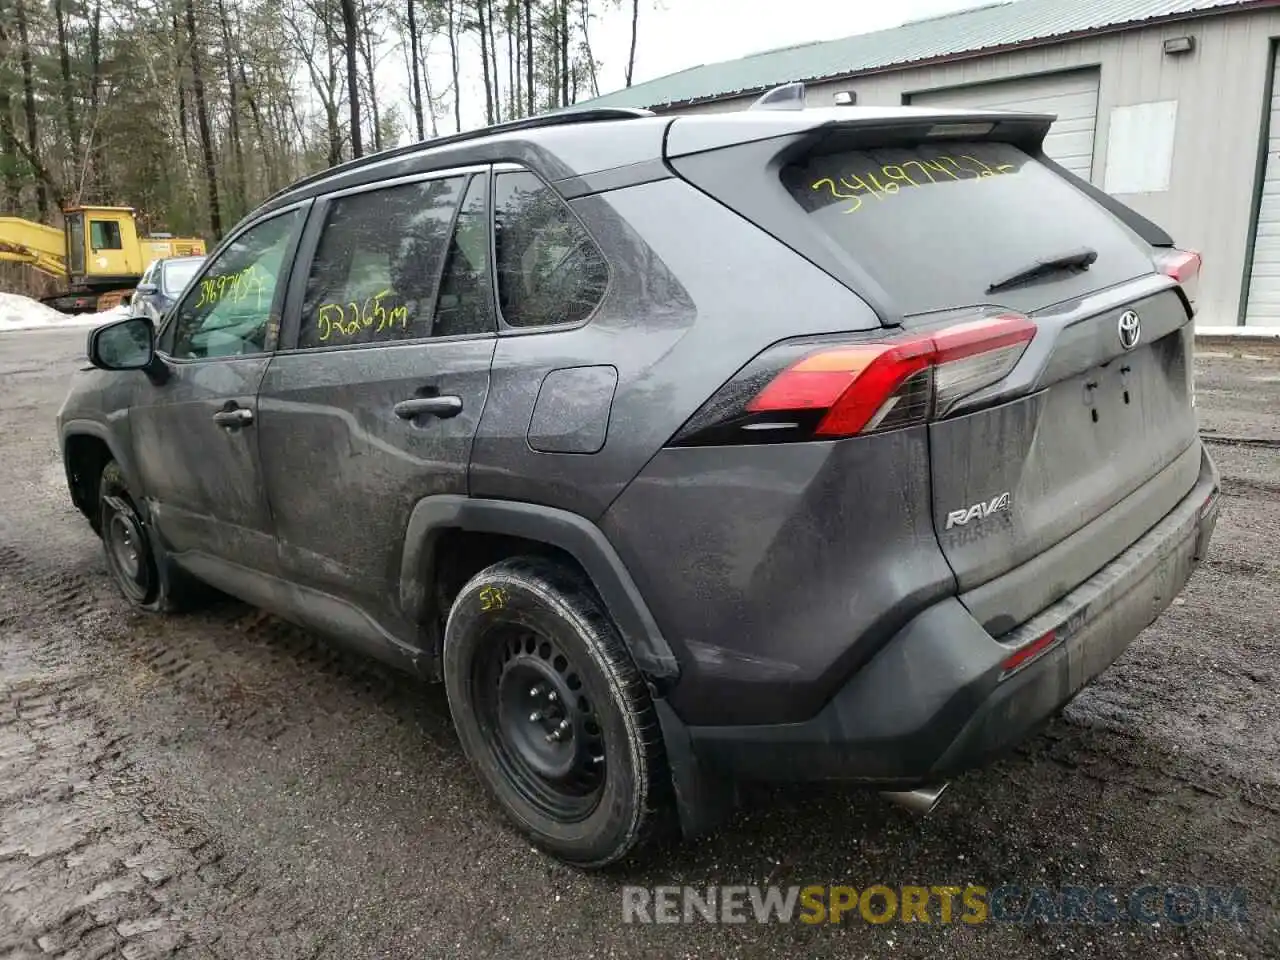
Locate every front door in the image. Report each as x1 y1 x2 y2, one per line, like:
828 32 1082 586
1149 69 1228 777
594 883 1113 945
257 170 497 641
130 206 307 580
87 217 129 277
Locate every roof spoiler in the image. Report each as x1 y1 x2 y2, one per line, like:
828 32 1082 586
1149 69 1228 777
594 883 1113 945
750 82 806 111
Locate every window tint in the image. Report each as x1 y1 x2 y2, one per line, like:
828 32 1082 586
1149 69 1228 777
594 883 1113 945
166 209 301 360
90 220 123 250
781 141 1153 316
493 170 608 328
299 176 465 349
433 174 495 338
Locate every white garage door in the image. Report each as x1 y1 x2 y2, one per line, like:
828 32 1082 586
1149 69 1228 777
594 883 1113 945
1243 57 1280 325
908 70 1100 181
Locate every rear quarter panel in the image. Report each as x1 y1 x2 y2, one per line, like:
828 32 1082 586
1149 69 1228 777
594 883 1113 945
468 177 884 519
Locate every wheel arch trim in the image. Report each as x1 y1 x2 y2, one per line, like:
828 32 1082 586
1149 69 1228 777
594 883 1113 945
60 419 141 514
400 495 679 681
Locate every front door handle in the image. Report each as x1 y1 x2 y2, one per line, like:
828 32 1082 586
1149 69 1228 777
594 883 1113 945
212 407 254 428
393 395 463 420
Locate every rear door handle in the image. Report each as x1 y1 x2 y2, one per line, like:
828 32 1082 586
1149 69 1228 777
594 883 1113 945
394 395 463 420
212 407 254 428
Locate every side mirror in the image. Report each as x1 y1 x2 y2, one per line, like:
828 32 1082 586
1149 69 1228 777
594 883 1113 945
88 316 155 371
135 283 158 296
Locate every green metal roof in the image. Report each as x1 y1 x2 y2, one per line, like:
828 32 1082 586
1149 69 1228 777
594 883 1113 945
581 0 1265 109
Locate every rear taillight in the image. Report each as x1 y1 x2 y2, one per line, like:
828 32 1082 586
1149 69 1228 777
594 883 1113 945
671 313 1036 446
1154 248 1201 310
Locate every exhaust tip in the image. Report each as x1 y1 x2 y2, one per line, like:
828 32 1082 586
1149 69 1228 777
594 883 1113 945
880 782 949 817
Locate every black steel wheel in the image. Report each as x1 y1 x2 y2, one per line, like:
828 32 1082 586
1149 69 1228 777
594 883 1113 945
479 623 608 822
99 460 159 605
97 459 209 612
443 556 671 867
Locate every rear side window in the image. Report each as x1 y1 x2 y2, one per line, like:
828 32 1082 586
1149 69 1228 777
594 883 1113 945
494 170 608 328
782 141 1154 316
432 174 496 337
299 176 465 349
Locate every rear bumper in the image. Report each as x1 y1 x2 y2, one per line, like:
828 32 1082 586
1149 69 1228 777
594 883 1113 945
684 445 1220 785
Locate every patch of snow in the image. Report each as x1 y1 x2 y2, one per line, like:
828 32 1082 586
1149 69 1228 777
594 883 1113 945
0 292 128 333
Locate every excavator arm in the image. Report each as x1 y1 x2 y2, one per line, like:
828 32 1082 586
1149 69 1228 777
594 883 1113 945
0 217 68 280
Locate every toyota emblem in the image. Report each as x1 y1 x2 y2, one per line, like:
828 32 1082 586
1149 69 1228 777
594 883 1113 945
1118 310 1141 350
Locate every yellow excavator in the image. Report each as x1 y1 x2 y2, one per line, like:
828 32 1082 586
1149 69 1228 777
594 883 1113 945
0 205 206 313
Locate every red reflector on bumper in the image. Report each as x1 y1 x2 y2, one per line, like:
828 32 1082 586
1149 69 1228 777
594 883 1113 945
1000 629 1059 676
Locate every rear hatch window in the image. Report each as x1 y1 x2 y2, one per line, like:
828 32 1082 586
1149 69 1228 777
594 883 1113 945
781 141 1156 316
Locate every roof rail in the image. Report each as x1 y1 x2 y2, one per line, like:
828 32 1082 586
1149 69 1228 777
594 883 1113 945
265 107 655 205
750 82 806 111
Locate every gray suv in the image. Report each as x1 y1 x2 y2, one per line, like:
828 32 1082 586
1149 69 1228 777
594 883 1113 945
58 96 1220 867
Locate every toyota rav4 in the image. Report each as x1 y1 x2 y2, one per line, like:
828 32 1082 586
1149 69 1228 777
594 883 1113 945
58 93 1220 867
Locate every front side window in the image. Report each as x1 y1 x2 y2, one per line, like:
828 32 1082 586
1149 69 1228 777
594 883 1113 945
493 170 608 328
90 219 123 251
298 176 466 349
166 209 302 360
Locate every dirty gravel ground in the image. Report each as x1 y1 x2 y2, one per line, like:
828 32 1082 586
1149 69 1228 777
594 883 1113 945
0 328 1276 960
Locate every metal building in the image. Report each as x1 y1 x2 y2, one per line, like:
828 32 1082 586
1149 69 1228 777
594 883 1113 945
582 0 1280 328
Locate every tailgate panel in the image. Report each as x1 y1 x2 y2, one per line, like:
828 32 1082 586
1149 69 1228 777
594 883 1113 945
931 322 1197 611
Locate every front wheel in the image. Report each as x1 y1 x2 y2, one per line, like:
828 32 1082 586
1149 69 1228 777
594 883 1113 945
443 556 671 867
98 460 206 612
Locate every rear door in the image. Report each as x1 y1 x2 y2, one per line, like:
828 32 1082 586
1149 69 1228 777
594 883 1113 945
257 167 497 636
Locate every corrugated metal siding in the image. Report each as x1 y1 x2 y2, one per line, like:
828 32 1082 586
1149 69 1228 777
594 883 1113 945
582 0 1265 110
1244 52 1280 322
908 70 1100 178
672 8 1280 327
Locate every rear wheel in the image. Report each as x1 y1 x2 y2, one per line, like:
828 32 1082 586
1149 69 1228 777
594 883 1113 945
443 556 670 867
98 460 206 612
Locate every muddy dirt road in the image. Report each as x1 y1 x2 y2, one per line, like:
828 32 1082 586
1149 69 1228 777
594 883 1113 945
1 328 1277 958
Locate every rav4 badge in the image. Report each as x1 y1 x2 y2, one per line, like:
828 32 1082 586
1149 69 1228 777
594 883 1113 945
945 492 1012 530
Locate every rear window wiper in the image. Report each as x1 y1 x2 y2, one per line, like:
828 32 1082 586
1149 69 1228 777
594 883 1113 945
986 247 1098 294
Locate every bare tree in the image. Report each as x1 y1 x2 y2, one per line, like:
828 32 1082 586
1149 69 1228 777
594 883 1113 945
506 2 516 119
285 0 345 166
0 5 22 210
577 0 598 98
561 0 570 106
524 0 533 115
185 0 222 237
54 0 80 154
487 0 501 122
356 1 385 151
340 0 363 157
626 0 638 87
217 0 248 217
446 0 461 132
476 0 495 125
15 0 48 214
407 0 426 140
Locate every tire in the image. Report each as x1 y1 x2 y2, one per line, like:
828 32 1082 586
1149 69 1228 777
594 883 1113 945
443 556 671 867
98 460 206 612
